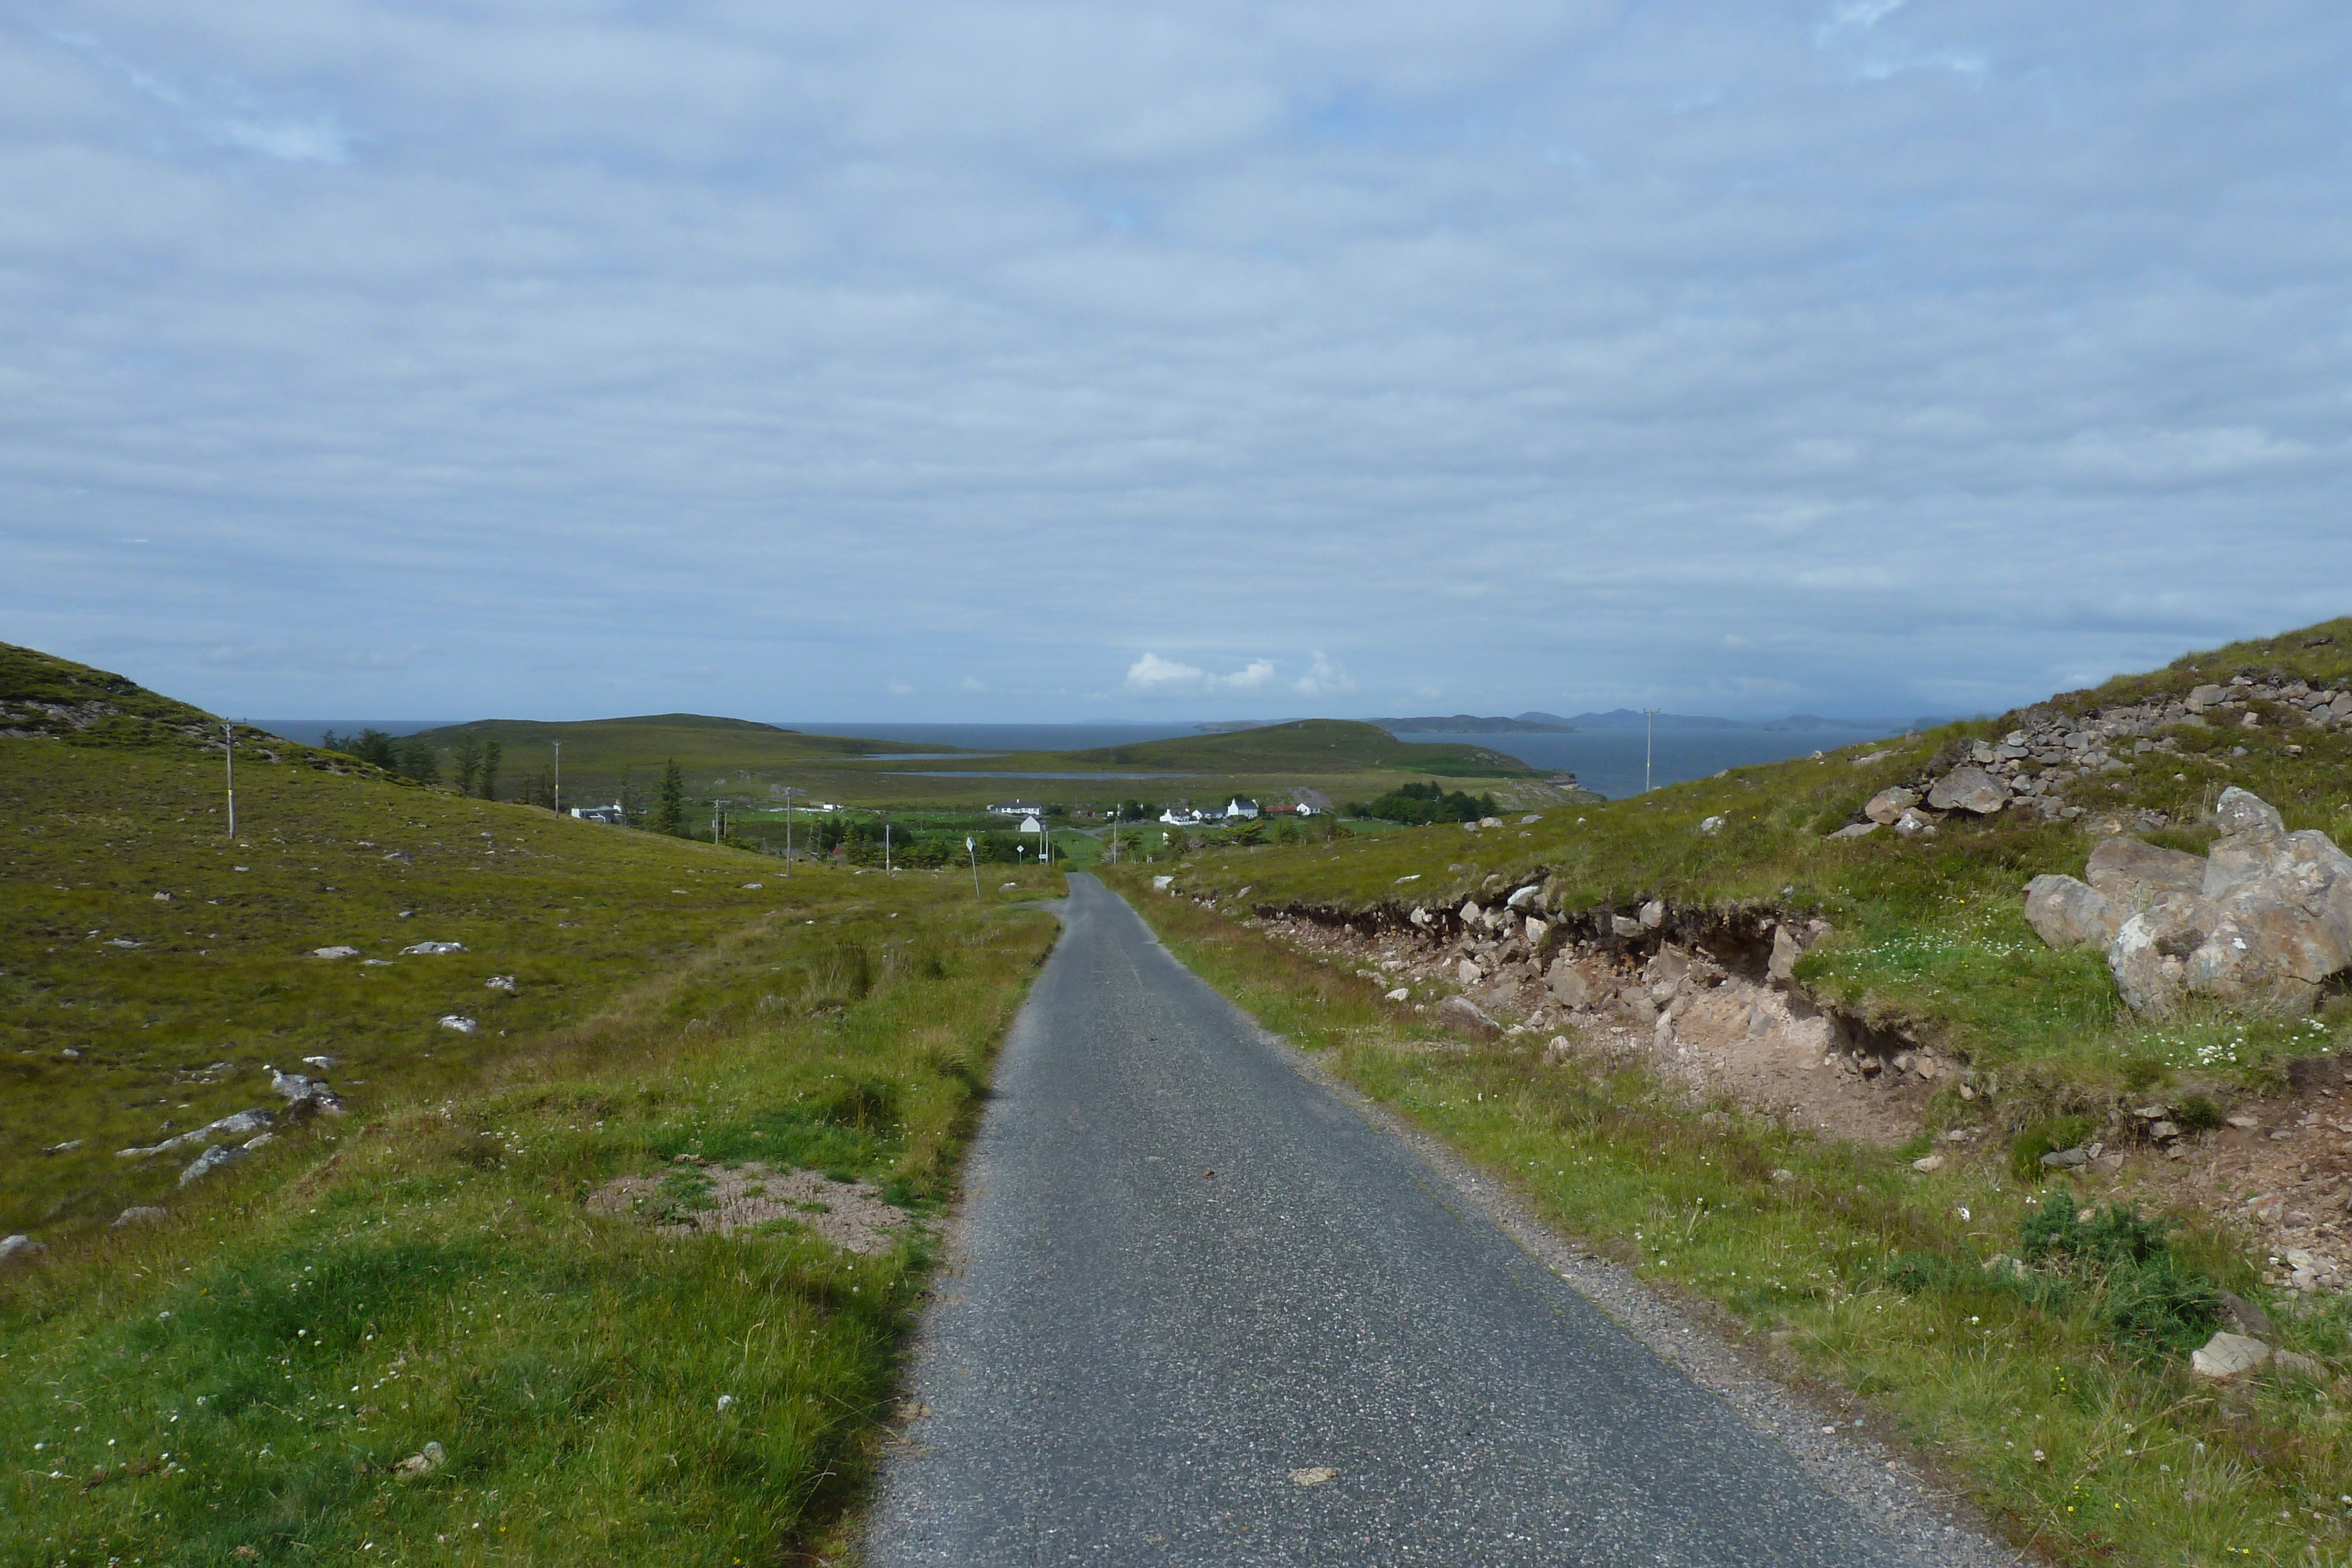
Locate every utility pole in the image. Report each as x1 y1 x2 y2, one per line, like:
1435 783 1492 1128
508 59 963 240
223 721 236 838
1644 708 1661 794
552 740 563 816
966 835 980 897
779 787 801 874
884 820 893 874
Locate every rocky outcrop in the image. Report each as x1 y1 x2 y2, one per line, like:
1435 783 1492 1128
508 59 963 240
2023 788 2352 1015
1827 674 2351 834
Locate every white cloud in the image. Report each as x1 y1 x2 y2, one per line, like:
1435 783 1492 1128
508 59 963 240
888 680 914 696
1292 651 1354 698
1124 653 1276 694
1220 659 1275 691
1123 653 1205 691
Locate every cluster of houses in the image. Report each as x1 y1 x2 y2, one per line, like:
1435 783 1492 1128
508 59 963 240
1155 788 1330 827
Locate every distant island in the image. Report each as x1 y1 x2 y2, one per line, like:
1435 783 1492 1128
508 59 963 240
1377 709 1941 735
1554 709 1930 733
1372 714 1577 733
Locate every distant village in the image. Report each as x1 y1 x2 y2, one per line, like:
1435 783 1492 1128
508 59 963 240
983 787 1332 831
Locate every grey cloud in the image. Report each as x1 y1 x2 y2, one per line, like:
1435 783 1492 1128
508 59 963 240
2 1 2347 721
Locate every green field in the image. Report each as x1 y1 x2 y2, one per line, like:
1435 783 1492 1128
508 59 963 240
0 644 1068 1563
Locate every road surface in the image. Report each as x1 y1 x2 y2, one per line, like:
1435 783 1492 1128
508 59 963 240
868 874 1940 1566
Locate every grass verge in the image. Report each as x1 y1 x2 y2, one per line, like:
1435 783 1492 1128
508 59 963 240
1113 872 2352 1566
2 867 1058 1564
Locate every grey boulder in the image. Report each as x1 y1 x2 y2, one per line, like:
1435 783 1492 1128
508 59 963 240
1926 766 2007 815
179 1144 251 1185
1864 787 1920 826
2028 787 2352 1017
1432 995 1501 1038
2023 875 2120 950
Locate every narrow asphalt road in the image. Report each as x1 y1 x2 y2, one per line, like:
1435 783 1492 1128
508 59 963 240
869 875 1932 1566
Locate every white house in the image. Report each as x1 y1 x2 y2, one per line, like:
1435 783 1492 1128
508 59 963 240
1158 805 1201 826
1225 798 1260 820
569 802 626 825
1017 814 1044 834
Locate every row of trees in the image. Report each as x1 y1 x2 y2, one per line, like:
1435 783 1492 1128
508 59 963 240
320 728 502 798
1344 781 1500 825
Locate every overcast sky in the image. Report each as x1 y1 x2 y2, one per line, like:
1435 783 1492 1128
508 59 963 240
5 2 2348 723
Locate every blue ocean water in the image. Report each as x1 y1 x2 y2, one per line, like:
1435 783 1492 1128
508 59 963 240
1426 728 1900 799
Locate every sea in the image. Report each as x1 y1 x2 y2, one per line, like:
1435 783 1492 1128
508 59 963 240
1408 727 1903 800
257 718 1903 800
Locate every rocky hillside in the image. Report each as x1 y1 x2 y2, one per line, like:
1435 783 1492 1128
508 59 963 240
1132 616 2352 1296
0 641 357 771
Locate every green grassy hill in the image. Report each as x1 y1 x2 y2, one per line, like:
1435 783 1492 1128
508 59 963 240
1049 718 1534 775
0 644 1065 1563
390 713 1558 817
407 712 959 798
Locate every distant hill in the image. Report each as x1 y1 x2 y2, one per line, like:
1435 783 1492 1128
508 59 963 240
1046 718 1538 778
407 713 963 795
1553 709 1918 734
1372 714 1576 733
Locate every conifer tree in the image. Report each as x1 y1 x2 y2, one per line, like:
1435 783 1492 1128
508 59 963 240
652 758 687 835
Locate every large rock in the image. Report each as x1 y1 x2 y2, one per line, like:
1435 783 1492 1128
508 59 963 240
1550 952 1616 1009
2109 892 2221 1012
1865 787 1920 826
2177 794 2352 1015
118 1108 276 1161
2191 1332 2271 1380
179 1143 251 1186
0 1233 44 1268
1926 766 2007 815
2086 837 2206 910
2023 786 2352 1017
1432 995 1501 1038
1768 924 1803 984
2023 874 2120 950
2211 785 2284 839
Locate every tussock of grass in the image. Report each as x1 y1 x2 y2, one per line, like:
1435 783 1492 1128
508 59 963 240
1117 877 2352 1566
